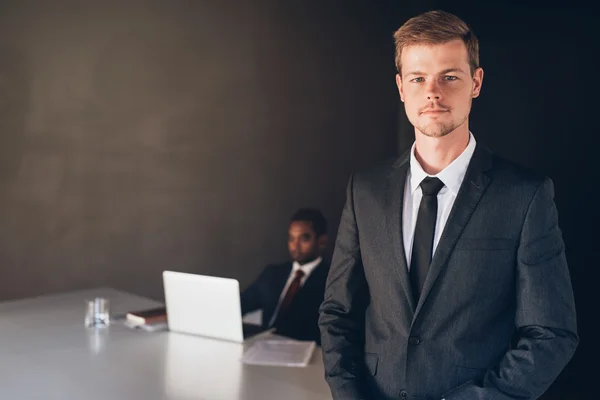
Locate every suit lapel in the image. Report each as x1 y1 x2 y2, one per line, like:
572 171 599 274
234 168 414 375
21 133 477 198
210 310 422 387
280 260 327 306
412 145 494 321
296 261 324 299
274 263 293 292
386 151 416 314
275 261 327 323
263 263 293 325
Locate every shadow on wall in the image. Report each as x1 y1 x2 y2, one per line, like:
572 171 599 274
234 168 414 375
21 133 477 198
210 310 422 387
0 46 30 295
0 45 32 276
0 46 29 194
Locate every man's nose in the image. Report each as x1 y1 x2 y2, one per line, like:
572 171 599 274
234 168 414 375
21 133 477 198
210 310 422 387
426 80 442 100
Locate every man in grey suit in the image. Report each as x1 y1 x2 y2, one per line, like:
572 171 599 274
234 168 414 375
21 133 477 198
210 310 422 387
319 10 578 400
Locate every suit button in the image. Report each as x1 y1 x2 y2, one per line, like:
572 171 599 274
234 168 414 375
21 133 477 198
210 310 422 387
400 389 408 398
408 336 421 345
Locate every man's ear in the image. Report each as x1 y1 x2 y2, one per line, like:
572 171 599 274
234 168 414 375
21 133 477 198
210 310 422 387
396 74 404 102
472 67 484 98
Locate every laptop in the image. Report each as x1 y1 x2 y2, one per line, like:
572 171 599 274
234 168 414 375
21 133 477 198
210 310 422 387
164 329 243 399
162 270 273 343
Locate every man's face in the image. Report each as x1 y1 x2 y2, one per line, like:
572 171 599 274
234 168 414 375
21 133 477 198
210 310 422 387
396 39 483 138
288 221 323 264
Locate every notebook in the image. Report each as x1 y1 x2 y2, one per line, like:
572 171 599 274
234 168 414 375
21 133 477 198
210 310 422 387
162 270 273 343
126 306 167 325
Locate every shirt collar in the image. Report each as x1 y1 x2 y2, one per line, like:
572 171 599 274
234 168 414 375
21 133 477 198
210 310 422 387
292 256 322 277
408 132 477 196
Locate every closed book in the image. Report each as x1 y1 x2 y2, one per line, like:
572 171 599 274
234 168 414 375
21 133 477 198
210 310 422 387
126 306 167 325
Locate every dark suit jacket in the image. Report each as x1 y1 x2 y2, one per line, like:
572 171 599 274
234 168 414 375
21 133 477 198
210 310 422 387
319 145 578 400
241 260 329 344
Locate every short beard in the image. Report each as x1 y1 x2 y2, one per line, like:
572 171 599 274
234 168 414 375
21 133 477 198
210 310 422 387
416 121 454 137
413 97 471 138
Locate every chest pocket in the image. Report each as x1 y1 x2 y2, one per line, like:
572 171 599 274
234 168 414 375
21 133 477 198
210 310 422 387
364 353 378 376
454 238 517 250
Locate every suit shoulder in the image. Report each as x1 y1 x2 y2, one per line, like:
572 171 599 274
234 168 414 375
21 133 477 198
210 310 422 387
314 259 331 275
262 261 293 274
490 153 549 189
318 258 331 269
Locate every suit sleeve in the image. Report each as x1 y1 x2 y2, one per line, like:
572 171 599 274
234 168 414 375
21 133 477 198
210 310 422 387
240 266 270 316
443 178 579 400
319 174 370 399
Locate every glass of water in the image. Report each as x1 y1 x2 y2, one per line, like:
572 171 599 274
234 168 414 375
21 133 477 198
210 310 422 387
85 297 110 328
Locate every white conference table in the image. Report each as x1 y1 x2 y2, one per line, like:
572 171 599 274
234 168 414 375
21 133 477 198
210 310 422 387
0 288 333 400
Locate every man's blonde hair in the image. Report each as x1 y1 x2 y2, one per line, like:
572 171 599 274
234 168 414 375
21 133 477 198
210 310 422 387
393 10 479 76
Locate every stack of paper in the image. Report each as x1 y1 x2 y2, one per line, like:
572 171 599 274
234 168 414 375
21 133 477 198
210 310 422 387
242 339 316 367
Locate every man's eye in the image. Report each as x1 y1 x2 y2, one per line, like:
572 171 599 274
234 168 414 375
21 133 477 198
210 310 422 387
444 76 458 81
411 77 424 83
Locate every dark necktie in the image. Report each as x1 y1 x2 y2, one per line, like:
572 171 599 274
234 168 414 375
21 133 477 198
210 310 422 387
410 177 445 303
274 269 305 324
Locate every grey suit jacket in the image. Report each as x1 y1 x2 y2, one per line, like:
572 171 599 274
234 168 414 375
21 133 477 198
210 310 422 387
319 145 578 400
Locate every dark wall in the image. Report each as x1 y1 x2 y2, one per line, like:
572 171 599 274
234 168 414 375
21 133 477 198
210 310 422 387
0 1 404 301
396 2 598 398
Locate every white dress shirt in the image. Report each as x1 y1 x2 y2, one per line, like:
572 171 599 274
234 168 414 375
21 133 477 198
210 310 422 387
268 256 322 327
403 133 477 268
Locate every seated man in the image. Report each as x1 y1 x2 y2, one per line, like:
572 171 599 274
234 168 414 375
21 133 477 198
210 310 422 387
241 208 329 344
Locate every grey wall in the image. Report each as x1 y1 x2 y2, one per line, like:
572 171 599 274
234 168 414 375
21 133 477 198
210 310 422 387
0 1 405 301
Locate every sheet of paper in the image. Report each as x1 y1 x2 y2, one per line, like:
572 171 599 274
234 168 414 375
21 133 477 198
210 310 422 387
242 339 316 367
123 320 169 332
